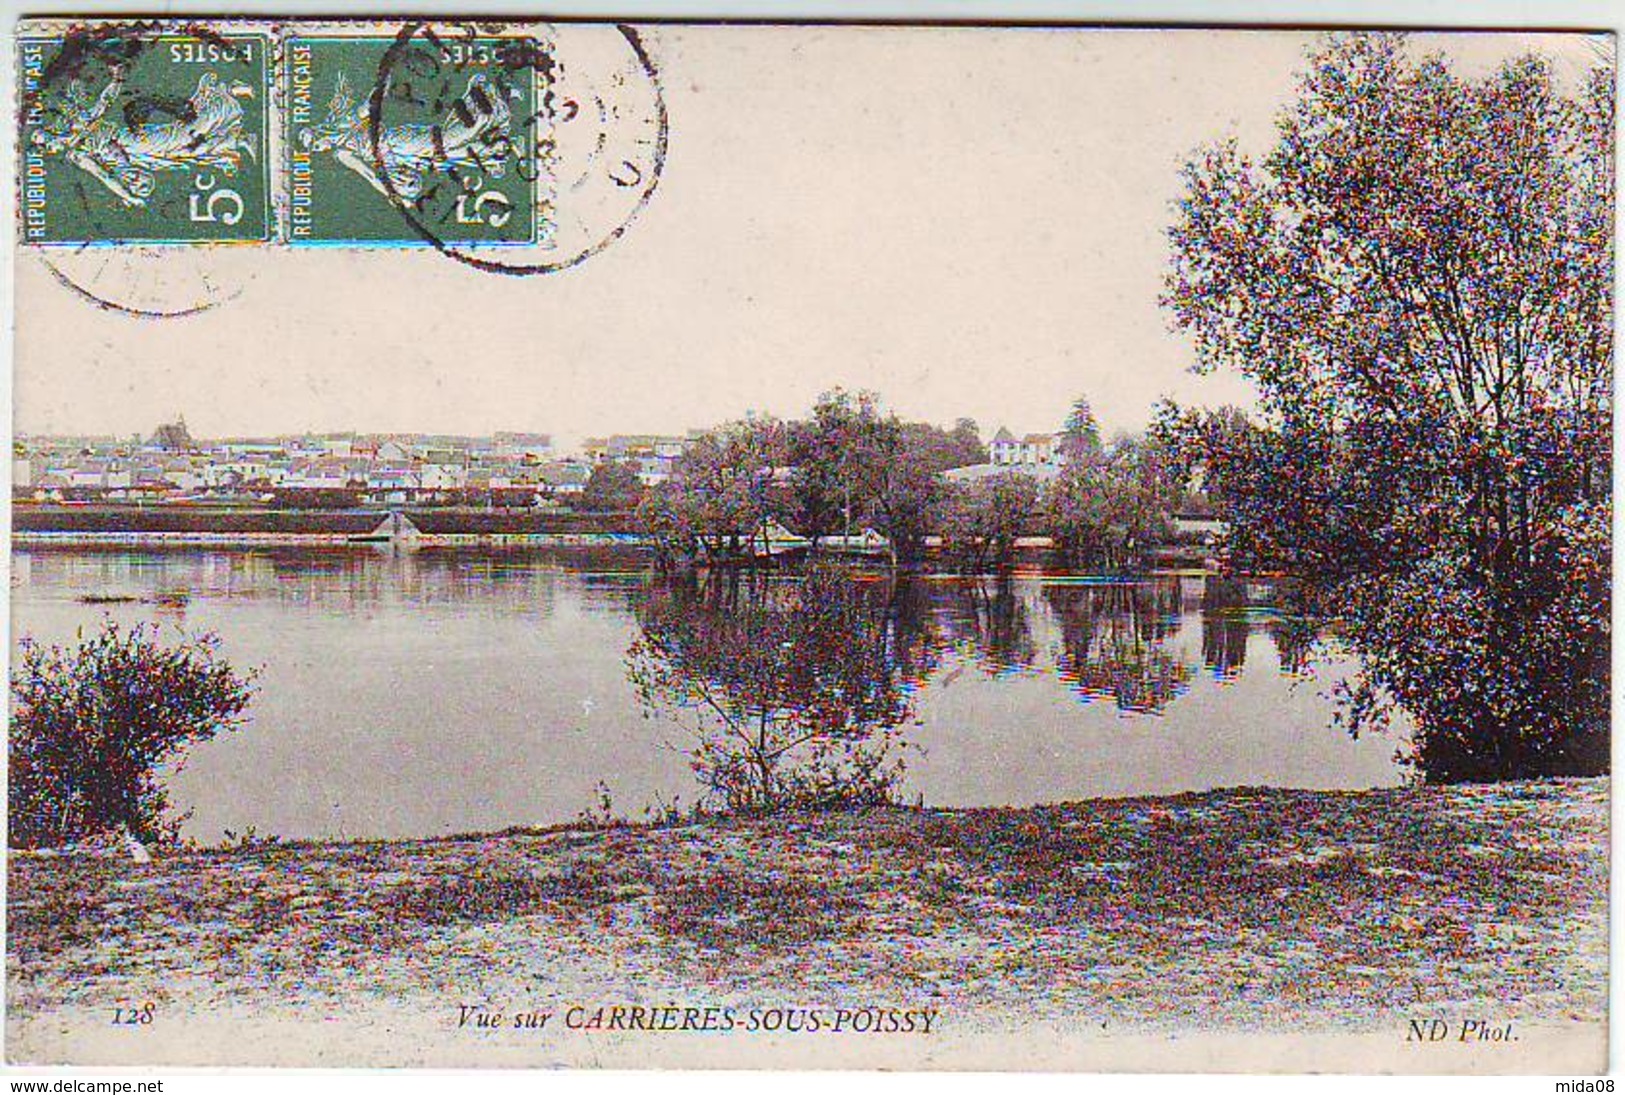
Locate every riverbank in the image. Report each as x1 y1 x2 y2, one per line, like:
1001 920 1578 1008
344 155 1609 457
13 503 637 538
6 779 1607 1069
11 504 1215 565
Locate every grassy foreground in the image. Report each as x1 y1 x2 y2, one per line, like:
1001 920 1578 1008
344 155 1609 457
6 780 1607 1032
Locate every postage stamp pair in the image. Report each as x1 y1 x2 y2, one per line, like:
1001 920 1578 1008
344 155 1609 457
18 21 660 251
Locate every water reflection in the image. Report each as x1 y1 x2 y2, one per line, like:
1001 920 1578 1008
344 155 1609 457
1044 581 1189 712
1200 578 1254 682
12 547 1408 840
21 544 646 616
921 574 1310 715
628 568 937 812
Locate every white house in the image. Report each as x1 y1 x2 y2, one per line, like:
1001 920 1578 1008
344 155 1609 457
990 429 1063 467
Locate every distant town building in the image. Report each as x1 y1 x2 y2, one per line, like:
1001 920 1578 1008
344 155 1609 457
314 433 356 457
539 460 592 495
492 432 554 461
221 439 286 458
989 428 1063 468
149 416 194 452
15 425 679 506
585 434 692 485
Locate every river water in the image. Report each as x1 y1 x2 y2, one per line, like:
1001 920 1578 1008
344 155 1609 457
10 545 1411 841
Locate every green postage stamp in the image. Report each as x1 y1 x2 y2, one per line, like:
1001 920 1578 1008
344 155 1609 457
19 27 272 244
17 20 660 264
286 33 546 245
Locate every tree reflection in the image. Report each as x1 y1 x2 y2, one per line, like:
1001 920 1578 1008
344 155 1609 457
1043 580 1192 714
941 580 1040 674
1266 584 1320 676
1200 578 1252 681
626 567 937 814
882 575 944 691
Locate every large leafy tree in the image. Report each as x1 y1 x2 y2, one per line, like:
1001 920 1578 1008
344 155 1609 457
786 390 890 539
787 390 952 563
940 472 1040 573
1164 34 1613 782
1045 435 1181 572
639 418 789 566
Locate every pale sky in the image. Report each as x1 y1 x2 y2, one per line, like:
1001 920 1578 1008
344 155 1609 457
12 26 1609 447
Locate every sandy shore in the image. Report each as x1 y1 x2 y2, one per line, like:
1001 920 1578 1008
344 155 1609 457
6 779 1608 1071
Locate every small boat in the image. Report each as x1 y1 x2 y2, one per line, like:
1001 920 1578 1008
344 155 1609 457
815 527 892 558
746 518 813 559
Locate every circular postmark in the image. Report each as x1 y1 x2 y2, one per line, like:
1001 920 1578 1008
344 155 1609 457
363 21 668 275
19 19 269 315
34 244 252 319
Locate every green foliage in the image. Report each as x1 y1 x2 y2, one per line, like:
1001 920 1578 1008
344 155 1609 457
785 389 950 562
10 620 258 848
950 418 990 465
784 390 892 541
651 388 1192 575
1163 34 1612 782
651 390 980 568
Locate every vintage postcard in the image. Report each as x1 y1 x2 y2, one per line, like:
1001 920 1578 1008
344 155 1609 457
5 14 1613 1077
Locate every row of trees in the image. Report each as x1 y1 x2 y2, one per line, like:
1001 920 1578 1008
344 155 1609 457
641 390 1188 572
637 392 988 567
